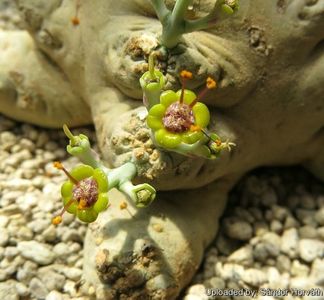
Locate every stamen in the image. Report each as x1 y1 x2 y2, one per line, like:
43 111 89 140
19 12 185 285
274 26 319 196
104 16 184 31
78 199 88 209
148 52 157 81
71 0 81 25
63 124 77 146
120 201 134 218
180 70 193 79
189 76 217 108
53 161 79 185
52 216 62 225
206 77 217 89
179 70 193 104
190 124 201 132
200 129 222 146
52 198 75 225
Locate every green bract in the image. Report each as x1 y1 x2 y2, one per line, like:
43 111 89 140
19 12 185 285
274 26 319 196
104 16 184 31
133 183 156 208
61 164 109 223
140 69 165 109
147 89 210 149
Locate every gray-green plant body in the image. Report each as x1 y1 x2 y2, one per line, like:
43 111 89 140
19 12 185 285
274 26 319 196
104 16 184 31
0 0 323 298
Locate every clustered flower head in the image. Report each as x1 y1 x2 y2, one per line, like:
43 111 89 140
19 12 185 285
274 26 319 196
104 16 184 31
144 69 235 158
52 162 109 225
146 70 217 149
147 70 215 149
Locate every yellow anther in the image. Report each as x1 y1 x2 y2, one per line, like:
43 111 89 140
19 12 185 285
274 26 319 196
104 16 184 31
78 199 87 209
206 77 217 89
53 161 63 170
190 125 201 132
215 139 222 146
120 202 128 210
52 216 62 225
71 17 80 26
180 70 193 79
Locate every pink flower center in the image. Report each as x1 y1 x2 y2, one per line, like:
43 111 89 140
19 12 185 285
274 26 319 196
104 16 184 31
72 178 98 207
162 102 195 133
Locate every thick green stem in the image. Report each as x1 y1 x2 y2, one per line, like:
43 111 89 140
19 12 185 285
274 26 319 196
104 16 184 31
103 162 156 207
150 0 169 22
75 148 101 169
151 0 239 49
104 162 137 189
171 0 192 23
140 53 165 109
63 124 101 169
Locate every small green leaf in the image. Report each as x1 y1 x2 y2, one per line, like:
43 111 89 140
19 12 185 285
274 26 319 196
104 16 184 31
160 90 178 107
93 193 109 213
147 115 163 130
71 165 94 181
193 102 210 128
148 104 167 118
61 181 73 199
77 208 98 223
182 130 204 144
93 168 108 193
176 89 196 105
221 4 234 15
63 198 78 214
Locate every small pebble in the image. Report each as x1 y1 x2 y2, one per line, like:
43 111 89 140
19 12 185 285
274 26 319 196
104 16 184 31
45 290 65 300
29 278 49 299
18 241 56 265
224 218 253 241
281 228 299 258
299 239 324 263
0 229 9 246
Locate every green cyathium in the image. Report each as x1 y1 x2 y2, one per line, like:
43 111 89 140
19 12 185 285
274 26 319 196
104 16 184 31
150 0 239 48
145 78 235 158
140 53 165 110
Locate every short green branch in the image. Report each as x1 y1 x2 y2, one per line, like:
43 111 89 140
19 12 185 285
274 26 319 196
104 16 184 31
63 124 101 168
63 125 156 208
140 53 165 109
104 162 156 208
151 0 239 49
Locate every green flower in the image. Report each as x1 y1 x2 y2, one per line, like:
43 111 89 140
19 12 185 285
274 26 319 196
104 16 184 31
222 0 239 15
147 89 210 149
52 162 109 224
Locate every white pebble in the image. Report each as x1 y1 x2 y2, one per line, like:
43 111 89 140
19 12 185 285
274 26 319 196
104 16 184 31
18 241 56 265
53 242 71 257
224 218 253 241
299 239 324 263
61 267 82 281
241 268 267 287
227 245 253 266
0 228 9 246
281 228 299 258
0 215 9 227
291 259 310 277
315 208 324 226
29 277 48 299
46 291 65 300
15 282 29 297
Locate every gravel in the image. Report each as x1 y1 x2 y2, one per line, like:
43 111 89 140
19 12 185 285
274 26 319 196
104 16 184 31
1 115 324 300
0 115 89 299
184 168 324 299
